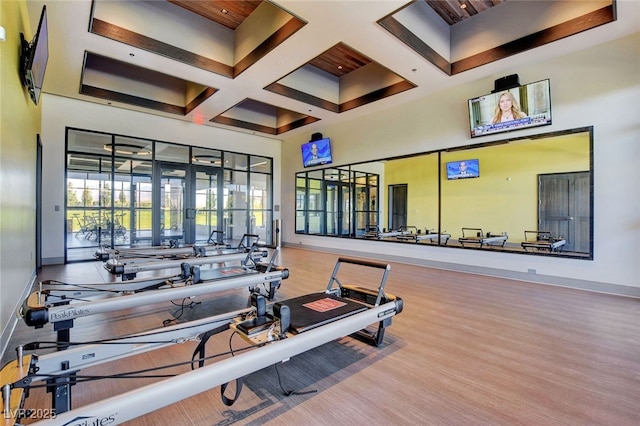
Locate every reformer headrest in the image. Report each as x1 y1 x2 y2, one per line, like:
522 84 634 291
273 303 290 337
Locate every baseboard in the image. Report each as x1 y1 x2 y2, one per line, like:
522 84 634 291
0 270 36 363
283 243 640 299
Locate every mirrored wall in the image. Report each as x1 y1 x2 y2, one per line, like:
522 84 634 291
295 127 593 259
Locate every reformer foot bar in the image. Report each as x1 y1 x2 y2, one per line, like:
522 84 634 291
94 232 258 262
103 243 268 281
2 257 403 426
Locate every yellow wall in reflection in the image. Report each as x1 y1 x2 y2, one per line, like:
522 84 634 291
384 154 439 232
384 133 589 242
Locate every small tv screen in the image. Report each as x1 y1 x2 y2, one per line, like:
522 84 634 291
468 79 551 138
21 5 49 105
446 159 479 180
301 137 332 168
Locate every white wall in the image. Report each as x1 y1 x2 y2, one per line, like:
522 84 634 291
41 96 282 263
280 33 640 292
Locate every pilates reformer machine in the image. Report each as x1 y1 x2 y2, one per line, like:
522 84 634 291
416 230 451 244
361 225 381 239
1 257 403 426
93 230 249 262
25 248 283 306
396 228 451 245
18 250 288 347
458 227 509 248
363 225 416 240
520 230 566 252
102 238 268 281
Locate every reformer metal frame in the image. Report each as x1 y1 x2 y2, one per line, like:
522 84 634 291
2 258 403 426
363 225 416 240
22 269 289 328
415 232 451 244
31 248 277 305
94 232 257 262
3 308 252 419
521 230 566 252
20 258 289 350
103 242 267 280
458 227 508 248
395 228 451 245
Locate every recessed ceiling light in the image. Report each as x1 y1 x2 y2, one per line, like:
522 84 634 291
337 65 343 70
221 9 228 14
192 155 221 164
104 143 151 156
460 2 467 9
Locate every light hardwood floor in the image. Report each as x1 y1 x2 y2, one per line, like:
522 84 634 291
3 247 639 425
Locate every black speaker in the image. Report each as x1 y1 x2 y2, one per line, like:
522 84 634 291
310 132 323 141
492 74 519 93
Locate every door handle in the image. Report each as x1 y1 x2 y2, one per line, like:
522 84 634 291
186 208 196 219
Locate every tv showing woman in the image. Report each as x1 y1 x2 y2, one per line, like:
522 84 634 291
468 79 551 138
491 91 527 124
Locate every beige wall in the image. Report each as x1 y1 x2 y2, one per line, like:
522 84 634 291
281 33 640 292
0 0 39 356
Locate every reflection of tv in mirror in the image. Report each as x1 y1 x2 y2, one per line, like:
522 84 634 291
468 79 551 138
446 159 479 180
301 137 333 168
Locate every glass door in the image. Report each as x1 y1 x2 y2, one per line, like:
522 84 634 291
155 163 225 246
326 182 351 236
155 163 187 246
194 167 223 244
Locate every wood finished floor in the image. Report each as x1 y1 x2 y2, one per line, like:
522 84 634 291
3 247 639 425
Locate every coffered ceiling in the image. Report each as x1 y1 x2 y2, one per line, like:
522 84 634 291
25 0 628 140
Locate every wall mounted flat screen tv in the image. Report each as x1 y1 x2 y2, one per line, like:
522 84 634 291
468 79 551 138
20 5 49 105
446 159 479 180
301 137 332 168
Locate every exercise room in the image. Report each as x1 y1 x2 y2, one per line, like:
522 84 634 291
1 1 638 425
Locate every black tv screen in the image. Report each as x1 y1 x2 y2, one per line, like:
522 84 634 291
21 5 49 105
468 79 551 138
301 137 332 167
446 159 479 180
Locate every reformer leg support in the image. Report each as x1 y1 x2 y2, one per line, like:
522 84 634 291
46 363 75 414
